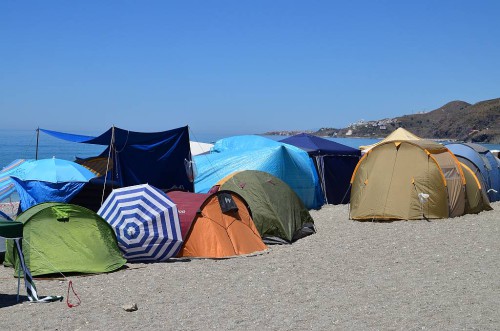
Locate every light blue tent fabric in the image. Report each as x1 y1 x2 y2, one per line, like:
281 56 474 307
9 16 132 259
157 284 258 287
194 135 324 209
446 143 500 202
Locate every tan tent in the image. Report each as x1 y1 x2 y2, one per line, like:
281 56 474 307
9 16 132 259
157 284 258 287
460 162 492 214
359 128 421 151
168 190 267 258
350 140 466 220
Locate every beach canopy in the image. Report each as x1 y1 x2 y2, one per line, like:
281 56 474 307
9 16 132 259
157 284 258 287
194 135 323 209
350 140 466 220
40 126 194 192
446 142 500 202
10 158 96 211
4 202 126 276
280 133 361 204
217 170 316 244
98 184 183 262
359 128 421 151
168 190 267 258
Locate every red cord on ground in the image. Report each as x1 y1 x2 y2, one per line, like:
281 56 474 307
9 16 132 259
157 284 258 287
66 280 81 308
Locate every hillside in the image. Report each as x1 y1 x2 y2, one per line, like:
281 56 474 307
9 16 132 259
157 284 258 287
267 98 500 143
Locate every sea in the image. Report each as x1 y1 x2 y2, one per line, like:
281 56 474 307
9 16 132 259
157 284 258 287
1 129 499 170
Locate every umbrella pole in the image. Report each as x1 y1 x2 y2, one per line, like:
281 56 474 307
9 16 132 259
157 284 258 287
35 127 40 160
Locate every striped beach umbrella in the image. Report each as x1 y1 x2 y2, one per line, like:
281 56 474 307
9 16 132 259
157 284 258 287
98 184 182 262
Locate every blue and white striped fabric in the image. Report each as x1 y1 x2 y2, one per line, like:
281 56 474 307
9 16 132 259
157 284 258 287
98 184 182 262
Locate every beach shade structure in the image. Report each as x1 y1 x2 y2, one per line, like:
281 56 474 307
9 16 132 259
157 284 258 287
167 190 267 258
10 158 96 212
39 126 194 192
280 133 361 204
4 202 126 277
359 128 421 152
217 170 316 244
446 142 500 202
194 135 323 209
98 184 183 262
460 162 492 214
350 140 467 220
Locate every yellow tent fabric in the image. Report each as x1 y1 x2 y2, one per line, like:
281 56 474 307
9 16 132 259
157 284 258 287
350 140 466 220
359 128 421 151
460 162 492 214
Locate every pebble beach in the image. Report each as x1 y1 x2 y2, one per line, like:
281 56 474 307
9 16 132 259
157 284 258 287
0 202 499 330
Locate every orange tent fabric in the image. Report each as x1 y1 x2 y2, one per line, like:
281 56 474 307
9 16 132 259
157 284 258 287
168 190 267 258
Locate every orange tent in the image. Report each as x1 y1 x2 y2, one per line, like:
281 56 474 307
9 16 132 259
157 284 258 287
168 190 267 258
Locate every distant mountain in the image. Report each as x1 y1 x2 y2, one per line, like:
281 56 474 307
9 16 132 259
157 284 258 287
266 98 500 143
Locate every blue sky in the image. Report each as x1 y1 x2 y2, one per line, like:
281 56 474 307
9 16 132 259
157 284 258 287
1 1 499 136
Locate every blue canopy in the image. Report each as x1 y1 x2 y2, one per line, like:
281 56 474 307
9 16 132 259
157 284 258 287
281 133 361 204
280 133 361 156
40 126 193 192
446 142 500 202
194 135 324 209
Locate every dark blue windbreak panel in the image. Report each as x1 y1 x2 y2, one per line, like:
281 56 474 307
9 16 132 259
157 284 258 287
40 126 193 192
322 155 360 204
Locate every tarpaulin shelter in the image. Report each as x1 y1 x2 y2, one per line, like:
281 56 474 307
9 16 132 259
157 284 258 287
98 184 183 262
280 133 361 204
350 140 466 220
39 126 194 192
4 202 126 276
167 190 267 258
217 170 316 244
194 135 323 209
446 142 500 202
11 158 96 211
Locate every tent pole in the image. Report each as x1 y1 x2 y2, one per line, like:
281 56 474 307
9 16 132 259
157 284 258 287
35 127 40 160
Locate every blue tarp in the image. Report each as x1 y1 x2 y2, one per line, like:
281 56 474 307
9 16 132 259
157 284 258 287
12 178 87 211
280 133 361 204
446 142 500 202
194 135 324 209
40 126 193 192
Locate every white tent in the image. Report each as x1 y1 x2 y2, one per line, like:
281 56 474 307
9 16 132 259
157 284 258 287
190 141 214 156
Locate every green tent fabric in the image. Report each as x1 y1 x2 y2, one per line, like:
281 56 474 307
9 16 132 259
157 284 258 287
0 220 23 239
4 202 126 276
218 170 315 244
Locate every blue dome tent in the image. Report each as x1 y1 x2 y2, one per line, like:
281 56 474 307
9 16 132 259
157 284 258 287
446 142 500 202
194 135 323 209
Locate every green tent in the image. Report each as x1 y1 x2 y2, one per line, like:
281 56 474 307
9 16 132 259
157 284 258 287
4 202 126 276
218 170 315 244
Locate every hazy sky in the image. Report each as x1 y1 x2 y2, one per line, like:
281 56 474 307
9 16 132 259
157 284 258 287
1 1 499 135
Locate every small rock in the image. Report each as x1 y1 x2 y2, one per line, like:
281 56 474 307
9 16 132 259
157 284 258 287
122 303 138 312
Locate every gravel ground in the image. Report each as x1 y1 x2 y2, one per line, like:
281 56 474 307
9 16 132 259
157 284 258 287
1 202 499 330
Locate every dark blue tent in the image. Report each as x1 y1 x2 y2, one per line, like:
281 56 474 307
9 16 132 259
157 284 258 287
280 133 361 205
446 142 500 202
40 126 194 192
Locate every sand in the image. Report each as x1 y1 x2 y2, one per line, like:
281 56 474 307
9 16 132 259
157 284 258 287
1 202 499 330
